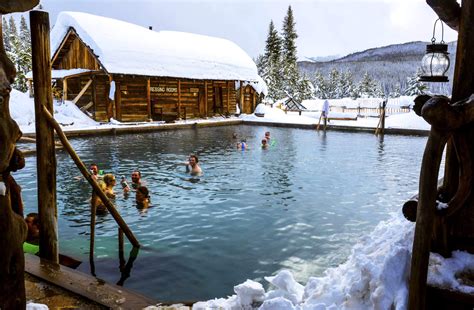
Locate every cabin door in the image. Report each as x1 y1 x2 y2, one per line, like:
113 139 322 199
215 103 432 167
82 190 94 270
198 86 206 117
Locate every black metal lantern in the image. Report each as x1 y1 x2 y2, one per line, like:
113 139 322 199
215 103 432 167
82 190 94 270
419 19 450 82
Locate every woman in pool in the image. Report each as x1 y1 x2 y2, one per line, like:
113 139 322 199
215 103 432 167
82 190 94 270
91 181 108 214
103 173 117 199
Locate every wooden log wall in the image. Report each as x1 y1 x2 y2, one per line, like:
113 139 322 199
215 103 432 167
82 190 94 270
52 33 100 70
63 75 239 122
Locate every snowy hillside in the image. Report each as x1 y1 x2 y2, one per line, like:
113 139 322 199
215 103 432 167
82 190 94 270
298 41 457 95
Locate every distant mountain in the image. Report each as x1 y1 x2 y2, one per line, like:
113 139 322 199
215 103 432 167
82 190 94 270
298 41 456 95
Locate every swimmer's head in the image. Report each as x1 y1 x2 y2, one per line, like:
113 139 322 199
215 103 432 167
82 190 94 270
189 154 199 166
261 139 267 145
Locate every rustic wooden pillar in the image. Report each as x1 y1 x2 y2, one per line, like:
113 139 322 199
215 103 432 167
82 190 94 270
62 78 67 102
204 81 208 117
146 78 151 120
115 81 121 121
177 80 181 119
30 10 59 263
91 75 96 120
28 79 33 97
227 81 230 115
239 81 244 114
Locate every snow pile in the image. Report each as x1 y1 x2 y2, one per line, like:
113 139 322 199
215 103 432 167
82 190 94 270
242 103 316 125
193 212 474 309
26 303 48 310
302 96 413 111
50 12 262 84
8 89 98 133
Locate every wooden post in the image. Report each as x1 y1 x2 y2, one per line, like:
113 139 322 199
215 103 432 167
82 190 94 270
89 196 96 263
227 81 230 115
115 81 121 121
380 100 386 136
30 10 59 263
146 78 151 120
204 81 208 117
177 80 181 119
28 79 33 97
62 78 67 102
239 81 244 114
91 75 97 120
118 228 125 268
40 106 140 248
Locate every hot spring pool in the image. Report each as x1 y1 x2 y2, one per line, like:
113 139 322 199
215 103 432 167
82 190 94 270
15 125 426 302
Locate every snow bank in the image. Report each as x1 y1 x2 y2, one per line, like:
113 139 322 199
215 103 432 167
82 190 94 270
50 12 262 85
302 96 413 111
193 212 474 309
8 89 98 134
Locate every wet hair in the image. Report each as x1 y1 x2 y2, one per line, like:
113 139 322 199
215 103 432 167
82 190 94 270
261 139 267 144
189 154 199 163
265 131 270 136
132 170 141 177
136 186 150 198
90 163 98 169
26 213 39 225
103 173 116 186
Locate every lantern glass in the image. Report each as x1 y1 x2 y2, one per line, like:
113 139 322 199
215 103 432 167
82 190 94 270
419 43 450 82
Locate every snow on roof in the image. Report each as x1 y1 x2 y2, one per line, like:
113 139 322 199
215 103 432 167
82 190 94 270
25 68 95 80
50 11 262 83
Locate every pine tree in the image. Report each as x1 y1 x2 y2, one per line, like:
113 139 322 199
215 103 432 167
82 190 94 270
339 70 355 98
16 16 32 92
327 68 340 99
357 72 380 98
262 20 283 101
312 71 327 99
404 69 428 96
281 5 300 96
293 73 313 103
2 17 11 53
389 83 402 98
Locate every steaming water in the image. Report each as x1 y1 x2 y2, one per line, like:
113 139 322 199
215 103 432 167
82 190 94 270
15 125 426 302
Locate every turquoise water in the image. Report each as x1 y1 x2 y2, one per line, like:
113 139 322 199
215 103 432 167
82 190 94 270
15 125 425 302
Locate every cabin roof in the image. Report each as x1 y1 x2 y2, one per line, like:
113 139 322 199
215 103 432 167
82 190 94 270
50 12 262 84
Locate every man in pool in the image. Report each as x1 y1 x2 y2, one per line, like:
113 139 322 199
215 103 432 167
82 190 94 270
123 170 146 193
261 139 269 149
186 154 203 176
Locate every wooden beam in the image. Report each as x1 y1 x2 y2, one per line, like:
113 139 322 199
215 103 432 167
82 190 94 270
239 81 244 114
40 105 140 248
427 0 461 31
115 81 121 121
177 80 181 119
62 78 67 102
227 81 230 115
71 78 92 104
204 81 208 117
91 75 96 119
146 78 151 120
30 10 58 263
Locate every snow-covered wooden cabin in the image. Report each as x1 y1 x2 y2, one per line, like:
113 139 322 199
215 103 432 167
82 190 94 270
37 12 266 122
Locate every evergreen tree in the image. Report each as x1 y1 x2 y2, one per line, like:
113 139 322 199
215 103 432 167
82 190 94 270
389 83 402 98
281 5 299 95
262 20 283 101
293 73 314 103
16 16 32 92
2 17 11 53
357 72 380 98
339 70 355 98
404 69 428 96
312 71 327 99
326 68 340 99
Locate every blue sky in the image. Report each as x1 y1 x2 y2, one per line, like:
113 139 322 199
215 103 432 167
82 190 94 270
18 0 459 59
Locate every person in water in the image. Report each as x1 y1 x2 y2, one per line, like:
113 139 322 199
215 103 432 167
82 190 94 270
25 213 40 244
186 154 203 176
261 138 269 149
103 173 117 199
123 170 145 193
136 186 151 209
237 139 247 150
265 131 271 141
91 180 108 215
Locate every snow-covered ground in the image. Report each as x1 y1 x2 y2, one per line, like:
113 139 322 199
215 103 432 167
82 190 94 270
10 90 474 309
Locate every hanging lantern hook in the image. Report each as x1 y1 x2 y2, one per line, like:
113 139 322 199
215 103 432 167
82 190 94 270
432 18 445 44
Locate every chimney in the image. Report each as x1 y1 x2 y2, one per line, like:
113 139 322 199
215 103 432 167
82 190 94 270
149 26 153 30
